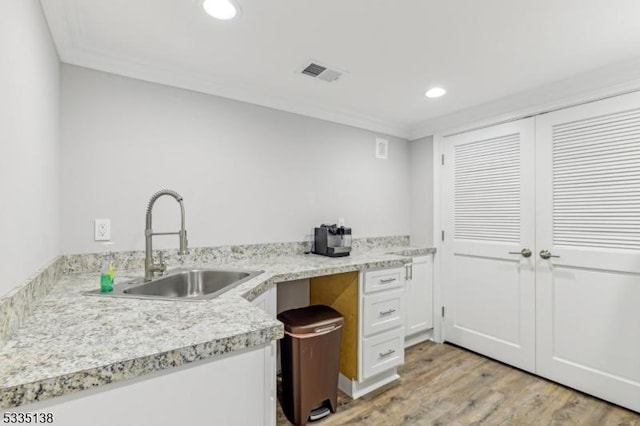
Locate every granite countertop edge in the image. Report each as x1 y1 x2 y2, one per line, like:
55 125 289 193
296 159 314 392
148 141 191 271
0 247 435 408
0 327 283 410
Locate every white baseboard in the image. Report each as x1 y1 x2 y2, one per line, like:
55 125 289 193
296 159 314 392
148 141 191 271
338 370 400 400
404 329 434 348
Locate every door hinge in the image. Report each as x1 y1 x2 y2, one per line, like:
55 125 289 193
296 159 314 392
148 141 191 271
441 230 445 241
441 154 445 165
441 306 445 317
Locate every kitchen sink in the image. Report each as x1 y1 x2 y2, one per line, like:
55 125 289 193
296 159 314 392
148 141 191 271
84 268 264 301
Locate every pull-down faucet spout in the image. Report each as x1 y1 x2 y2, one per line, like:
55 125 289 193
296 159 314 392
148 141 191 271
144 189 188 281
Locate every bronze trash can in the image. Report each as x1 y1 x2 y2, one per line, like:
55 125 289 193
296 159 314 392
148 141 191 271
278 305 344 426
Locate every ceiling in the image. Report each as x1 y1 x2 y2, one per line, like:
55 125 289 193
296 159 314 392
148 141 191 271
40 0 640 139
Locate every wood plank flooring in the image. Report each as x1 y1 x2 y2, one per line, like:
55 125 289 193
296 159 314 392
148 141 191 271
276 341 640 426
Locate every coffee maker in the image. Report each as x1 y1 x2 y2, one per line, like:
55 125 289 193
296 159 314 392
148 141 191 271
313 224 352 257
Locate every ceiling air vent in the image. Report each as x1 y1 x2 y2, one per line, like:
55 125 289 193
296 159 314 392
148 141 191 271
299 60 344 82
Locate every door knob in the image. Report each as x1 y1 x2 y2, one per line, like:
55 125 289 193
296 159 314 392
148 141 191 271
539 250 560 260
508 248 532 258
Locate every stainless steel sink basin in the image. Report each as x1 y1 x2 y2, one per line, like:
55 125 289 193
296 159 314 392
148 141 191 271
84 268 263 301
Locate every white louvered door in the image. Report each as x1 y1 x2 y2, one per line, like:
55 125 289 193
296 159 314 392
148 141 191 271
443 118 536 372
535 92 640 412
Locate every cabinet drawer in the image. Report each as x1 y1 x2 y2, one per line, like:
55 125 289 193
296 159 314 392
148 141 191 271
363 268 404 293
361 328 405 380
363 289 404 336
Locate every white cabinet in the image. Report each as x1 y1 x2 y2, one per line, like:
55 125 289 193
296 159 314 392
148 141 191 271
17 344 275 426
358 267 405 391
17 289 278 426
335 267 406 399
252 286 277 318
362 289 404 336
361 328 405 380
363 268 404 293
311 267 407 399
404 255 433 347
251 287 277 426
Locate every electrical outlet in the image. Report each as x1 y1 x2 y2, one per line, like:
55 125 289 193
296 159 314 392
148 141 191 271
94 219 111 241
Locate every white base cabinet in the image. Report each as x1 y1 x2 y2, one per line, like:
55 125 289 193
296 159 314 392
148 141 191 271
361 328 405 380
14 344 275 426
12 288 278 426
404 255 433 347
339 267 406 399
359 267 405 381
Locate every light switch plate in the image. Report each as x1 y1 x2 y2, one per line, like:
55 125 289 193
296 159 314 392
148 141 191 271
94 219 111 241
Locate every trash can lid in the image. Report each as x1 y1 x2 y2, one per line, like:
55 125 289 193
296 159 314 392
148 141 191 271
277 305 344 335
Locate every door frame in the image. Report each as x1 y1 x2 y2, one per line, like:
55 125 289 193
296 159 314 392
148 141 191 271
431 134 445 342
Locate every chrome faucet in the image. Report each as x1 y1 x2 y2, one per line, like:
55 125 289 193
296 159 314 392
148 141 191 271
144 189 188 281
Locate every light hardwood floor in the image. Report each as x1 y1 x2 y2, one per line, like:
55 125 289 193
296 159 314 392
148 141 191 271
276 341 640 426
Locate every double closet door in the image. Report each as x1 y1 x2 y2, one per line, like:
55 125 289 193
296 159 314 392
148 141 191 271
442 91 640 412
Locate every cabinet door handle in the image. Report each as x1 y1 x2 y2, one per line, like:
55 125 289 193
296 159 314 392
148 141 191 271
379 308 396 316
539 250 560 260
379 349 396 358
379 278 396 284
508 248 532 258
404 264 413 280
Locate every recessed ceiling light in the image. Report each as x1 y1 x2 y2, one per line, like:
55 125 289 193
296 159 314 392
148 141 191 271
425 87 446 98
202 0 239 20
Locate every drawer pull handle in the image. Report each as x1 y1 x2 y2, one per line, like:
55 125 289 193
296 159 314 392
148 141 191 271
379 278 396 284
379 349 396 358
379 309 396 316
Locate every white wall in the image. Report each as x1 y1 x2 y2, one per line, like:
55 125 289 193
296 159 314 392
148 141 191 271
0 0 60 296
409 136 434 246
60 65 411 254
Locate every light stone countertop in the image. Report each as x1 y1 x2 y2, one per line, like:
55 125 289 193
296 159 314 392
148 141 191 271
0 247 434 408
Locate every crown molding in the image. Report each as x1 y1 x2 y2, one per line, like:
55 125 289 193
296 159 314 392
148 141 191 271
41 0 640 143
64 49 412 139
408 56 640 140
41 0 411 139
